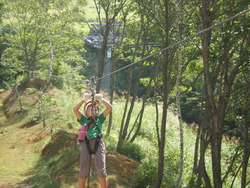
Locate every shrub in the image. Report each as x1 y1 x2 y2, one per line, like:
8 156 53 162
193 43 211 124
133 157 157 188
118 139 145 163
104 135 117 151
181 97 201 124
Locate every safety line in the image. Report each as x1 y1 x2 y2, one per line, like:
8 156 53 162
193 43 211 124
96 8 250 81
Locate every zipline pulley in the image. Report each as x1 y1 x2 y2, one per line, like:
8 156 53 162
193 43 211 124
86 76 96 98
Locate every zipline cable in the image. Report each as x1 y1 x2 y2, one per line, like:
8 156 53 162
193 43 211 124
96 8 250 81
2 9 249 84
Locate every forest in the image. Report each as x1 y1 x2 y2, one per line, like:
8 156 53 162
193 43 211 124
0 0 249 187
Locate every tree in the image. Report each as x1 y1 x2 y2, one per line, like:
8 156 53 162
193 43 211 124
120 0 199 186
93 0 128 92
0 0 86 88
175 43 184 188
242 85 250 188
116 6 149 151
92 0 128 139
200 0 249 187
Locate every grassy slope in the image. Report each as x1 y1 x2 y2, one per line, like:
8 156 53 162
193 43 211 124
0 79 245 187
0 1 245 187
0 84 139 187
0 1 100 184
0 87 53 185
0 1 103 185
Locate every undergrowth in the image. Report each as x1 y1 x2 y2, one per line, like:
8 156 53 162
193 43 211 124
1 86 246 187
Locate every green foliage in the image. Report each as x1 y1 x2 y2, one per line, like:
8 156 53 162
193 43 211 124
50 77 64 90
104 135 117 151
81 44 98 79
134 157 157 188
117 139 146 163
47 89 81 129
0 0 249 186
180 97 202 124
0 0 87 89
220 144 243 187
163 145 180 187
26 87 37 93
26 164 60 188
1 84 248 187
15 74 30 86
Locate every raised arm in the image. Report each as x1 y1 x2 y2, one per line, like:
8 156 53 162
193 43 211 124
95 94 113 118
73 98 85 120
73 93 91 120
101 98 113 118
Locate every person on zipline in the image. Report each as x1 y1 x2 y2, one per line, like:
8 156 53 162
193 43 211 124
73 93 112 188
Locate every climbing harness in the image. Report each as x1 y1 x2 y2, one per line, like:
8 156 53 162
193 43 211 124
77 77 103 157
85 119 102 157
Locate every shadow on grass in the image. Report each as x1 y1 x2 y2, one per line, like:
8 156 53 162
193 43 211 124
18 130 140 188
23 130 80 188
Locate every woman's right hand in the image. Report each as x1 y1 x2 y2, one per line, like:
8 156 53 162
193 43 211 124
83 93 91 101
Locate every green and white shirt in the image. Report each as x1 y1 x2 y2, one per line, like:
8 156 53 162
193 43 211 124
77 113 106 140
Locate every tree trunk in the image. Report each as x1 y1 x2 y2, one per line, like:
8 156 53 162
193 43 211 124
201 0 223 186
47 25 54 84
155 0 169 187
94 0 127 92
117 27 142 151
196 103 212 188
192 124 200 174
106 53 115 136
117 66 133 150
128 108 142 140
210 117 223 187
117 11 152 151
15 85 23 111
130 72 153 142
95 3 109 92
241 88 250 188
155 68 168 188
97 36 108 92
175 44 184 188
121 62 143 140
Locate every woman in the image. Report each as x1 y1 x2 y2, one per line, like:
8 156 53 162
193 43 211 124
73 93 112 188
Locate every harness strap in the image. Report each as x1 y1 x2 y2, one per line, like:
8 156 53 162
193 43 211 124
85 120 102 156
85 136 102 155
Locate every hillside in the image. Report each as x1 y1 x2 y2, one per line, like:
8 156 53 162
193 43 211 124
0 79 139 188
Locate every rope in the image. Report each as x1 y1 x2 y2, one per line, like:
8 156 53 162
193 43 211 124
96 8 250 81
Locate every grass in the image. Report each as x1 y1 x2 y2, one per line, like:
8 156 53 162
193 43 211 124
0 86 247 187
0 107 41 186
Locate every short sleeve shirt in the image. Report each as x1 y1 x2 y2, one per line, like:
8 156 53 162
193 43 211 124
77 113 106 140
